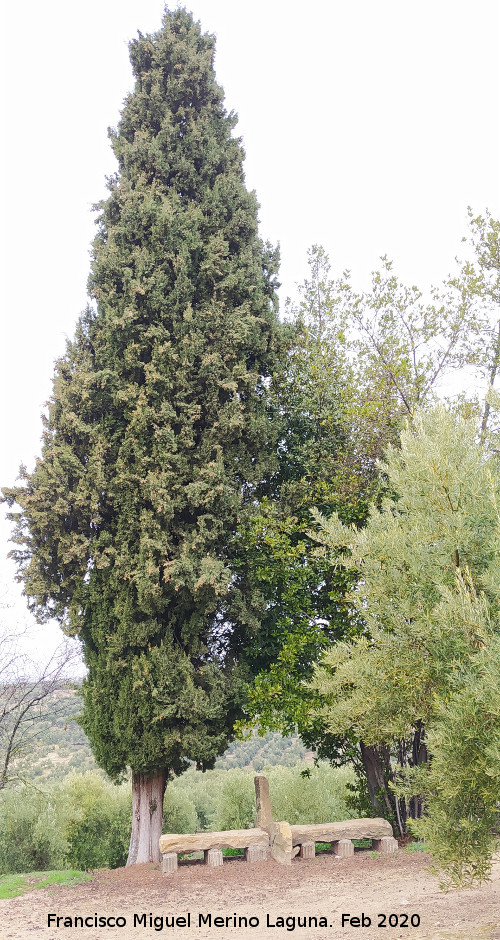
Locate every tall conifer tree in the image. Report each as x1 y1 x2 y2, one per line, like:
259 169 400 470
3 7 281 863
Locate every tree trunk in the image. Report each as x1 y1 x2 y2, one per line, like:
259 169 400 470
360 742 394 819
126 769 167 865
480 318 500 443
409 722 428 820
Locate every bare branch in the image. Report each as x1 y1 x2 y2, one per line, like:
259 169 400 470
0 624 82 789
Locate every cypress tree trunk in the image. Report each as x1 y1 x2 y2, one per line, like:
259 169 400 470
127 769 168 865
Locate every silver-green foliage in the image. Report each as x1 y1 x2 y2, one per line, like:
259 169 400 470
62 773 131 870
0 790 69 874
0 773 131 874
267 763 354 825
411 635 500 888
165 763 354 831
311 407 500 884
0 763 354 871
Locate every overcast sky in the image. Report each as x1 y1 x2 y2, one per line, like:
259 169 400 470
1 0 499 658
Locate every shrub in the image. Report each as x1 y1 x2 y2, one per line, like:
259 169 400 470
61 773 131 870
267 764 354 824
161 762 354 834
162 789 198 834
0 772 131 874
0 790 69 874
212 773 256 830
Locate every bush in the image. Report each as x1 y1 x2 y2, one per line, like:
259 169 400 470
267 764 354 824
162 762 354 834
0 790 69 874
410 636 500 887
163 789 198 834
212 773 256 830
62 773 131 870
0 772 131 874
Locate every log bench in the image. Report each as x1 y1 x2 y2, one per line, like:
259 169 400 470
290 817 398 859
159 827 269 873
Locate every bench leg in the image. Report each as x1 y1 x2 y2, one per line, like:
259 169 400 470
161 852 178 874
372 836 398 854
299 841 316 859
204 848 224 867
245 845 269 862
333 839 354 857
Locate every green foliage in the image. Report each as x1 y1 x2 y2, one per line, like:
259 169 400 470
266 763 354 825
0 870 91 900
63 773 131 870
9 696 309 784
162 788 198 834
312 407 500 743
344 767 379 820
212 773 256 830
409 635 500 887
238 249 373 751
0 773 130 874
0 789 70 874
163 763 354 832
215 731 308 770
243 217 500 764
2 8 283 784
311 407 500 882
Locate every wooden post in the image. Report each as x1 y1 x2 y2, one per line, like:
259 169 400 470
254 775 273 831
245 845 269 862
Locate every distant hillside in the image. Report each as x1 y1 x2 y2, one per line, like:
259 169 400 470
12 687 313 784
215 731 311 770
13 686 100 784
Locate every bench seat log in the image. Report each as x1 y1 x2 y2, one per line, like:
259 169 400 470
159 827 269 856
290 817 393 847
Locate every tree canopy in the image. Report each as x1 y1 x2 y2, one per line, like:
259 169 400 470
241 218 500 868
3 6 282 862
311 407 500 883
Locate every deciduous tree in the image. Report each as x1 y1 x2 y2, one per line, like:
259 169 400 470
0 625 79 790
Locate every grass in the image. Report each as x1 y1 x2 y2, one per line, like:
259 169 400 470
0 870 92 900
405 840 426 853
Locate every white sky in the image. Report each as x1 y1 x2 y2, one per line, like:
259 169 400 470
1 0 499 660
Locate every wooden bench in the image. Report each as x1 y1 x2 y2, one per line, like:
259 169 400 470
158 827 269 872
290 817 397 858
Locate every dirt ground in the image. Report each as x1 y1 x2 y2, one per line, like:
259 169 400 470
1 850 499 940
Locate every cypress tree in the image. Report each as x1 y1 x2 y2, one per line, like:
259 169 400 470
3 7 281 863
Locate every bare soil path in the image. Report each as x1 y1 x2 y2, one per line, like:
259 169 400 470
1 851 498 940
